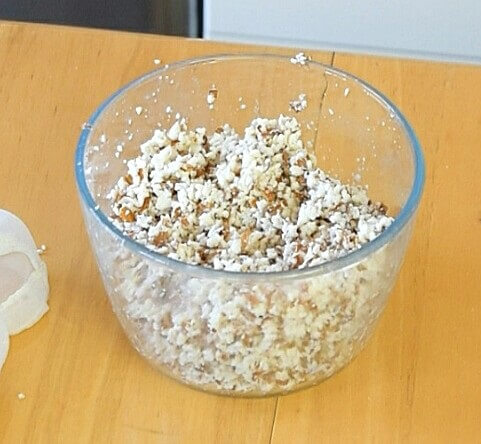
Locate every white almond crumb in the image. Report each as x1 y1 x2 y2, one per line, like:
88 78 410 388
289 93 308 112
240 103 247 110
328 108 334 116
99 134 107 143
37 244 47 255
207 87 218 107
167 121 181 140
165 106 172 114
344 87 350 97
135 106 143 115
153 58 161 65
290 52 311 65
17 393 26 400
206 94 215 105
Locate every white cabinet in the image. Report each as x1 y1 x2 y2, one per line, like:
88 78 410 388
204 0 481 63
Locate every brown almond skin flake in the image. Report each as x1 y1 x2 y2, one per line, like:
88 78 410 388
140 196 151 211
153 231 168 246
119 207 136 222
124 174 133 185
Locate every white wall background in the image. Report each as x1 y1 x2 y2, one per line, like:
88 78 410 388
204 0 481 64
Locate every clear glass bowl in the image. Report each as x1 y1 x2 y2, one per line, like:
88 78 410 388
75 55 424 397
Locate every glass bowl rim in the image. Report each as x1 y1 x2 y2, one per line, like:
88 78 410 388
75 53 425 281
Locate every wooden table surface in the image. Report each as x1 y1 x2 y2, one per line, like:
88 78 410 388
0 21 480 443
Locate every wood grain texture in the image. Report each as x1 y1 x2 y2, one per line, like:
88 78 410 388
0 21 480 443
272 55 481 443
0 21 330 444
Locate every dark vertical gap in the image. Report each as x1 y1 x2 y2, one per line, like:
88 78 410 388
0 0 197 36
197 0 203 37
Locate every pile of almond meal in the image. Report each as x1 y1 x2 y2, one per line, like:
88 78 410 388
108 115 392 272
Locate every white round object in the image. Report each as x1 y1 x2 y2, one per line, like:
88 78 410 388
0 210 49 335
0 313 8 372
